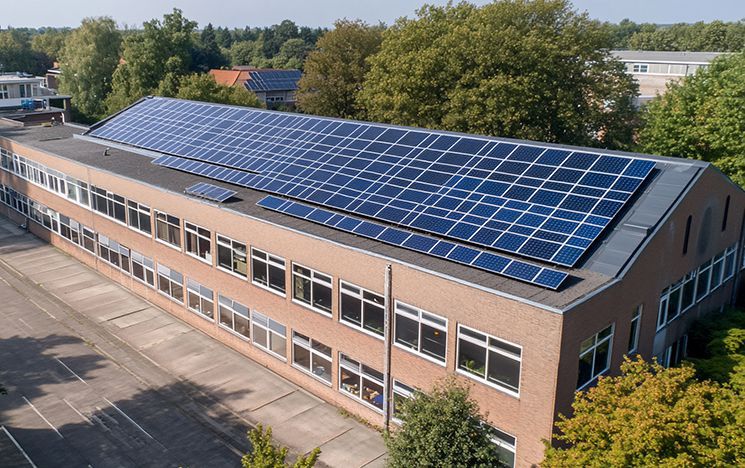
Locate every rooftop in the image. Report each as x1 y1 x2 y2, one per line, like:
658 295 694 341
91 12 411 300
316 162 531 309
0 99 707 310
612 50 727 64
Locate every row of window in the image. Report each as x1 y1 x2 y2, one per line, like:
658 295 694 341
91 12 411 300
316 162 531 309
628 62 704 76
657 244 738 331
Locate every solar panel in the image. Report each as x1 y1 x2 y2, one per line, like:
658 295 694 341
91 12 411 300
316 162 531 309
245 70 301 92
87 97 656 268
184 182 236 202
257 195 568 289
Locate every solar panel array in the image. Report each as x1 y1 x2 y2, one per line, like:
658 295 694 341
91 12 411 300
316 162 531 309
258 195 568 289
245 70 301 92
86 97 657 287
184 182 236 202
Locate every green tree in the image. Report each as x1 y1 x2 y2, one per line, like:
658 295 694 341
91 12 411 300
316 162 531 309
58 18 121 122
687 308 745 393
0 29 35 73
358 0 638 149
169 73 262 108
31 29 69 63
296 19 383 118
386 376 504 467
272 38 311 69
105 8 198 114
242 424 320 468
638 52 745 187
543 357 745 467
193 23 227 71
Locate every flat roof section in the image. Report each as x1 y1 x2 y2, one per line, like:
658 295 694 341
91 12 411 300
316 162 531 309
612 50 726 64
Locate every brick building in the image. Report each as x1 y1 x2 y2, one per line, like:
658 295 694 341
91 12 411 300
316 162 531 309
1 97 743 466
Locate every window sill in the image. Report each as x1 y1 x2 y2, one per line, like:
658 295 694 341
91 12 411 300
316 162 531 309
188 308 215 323
455 368 520 399
292 363 332 387
217 265 248 281
339 389 384 414
339 319 385 341
393 342 446 367
291 298 332 318
251 280 287 298
253 344 287 362
219 323 251 342
186 251 213 266
155 238 182 252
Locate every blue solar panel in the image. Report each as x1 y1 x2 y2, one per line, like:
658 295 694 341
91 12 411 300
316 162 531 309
245 69 301 92
87 97 656 268
184 182 236 202
256 195 568 289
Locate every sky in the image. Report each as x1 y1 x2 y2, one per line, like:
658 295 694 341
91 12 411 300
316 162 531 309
4 0 745 29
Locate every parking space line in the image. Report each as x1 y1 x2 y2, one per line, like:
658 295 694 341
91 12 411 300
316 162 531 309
103 397 154 440
22 396 63 439
54 357 88 385
0 425 38 468
62 398 93 426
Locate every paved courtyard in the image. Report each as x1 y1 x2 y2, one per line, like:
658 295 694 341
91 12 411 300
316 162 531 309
0 216 386 467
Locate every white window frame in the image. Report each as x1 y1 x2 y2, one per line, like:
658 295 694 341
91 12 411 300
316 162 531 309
456 324 522 397
338 353 385 413
251 247 286 296
216 234 247 278
154 210 182 249
577 324 614 390
184 221 212 264
391 379 416 424
394 301 448 365
490 427 517 468
0 84 8 99
291 263 333 316
339 280 385 339
291 331 333 385
157 264 184 303
627 305 642 354
91 185 126 225
251 311 287 360
131 250 155 287
187 278 214 321
217 294 250 341
632 63 649 73
127 200 152 236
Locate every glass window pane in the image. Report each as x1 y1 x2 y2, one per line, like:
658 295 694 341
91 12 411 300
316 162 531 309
487 351 520 392
395 314 419 350
363 303 385 336
253 325 268 348
341 294 362 326
314 283 332 312
234 315 250 339
421 323 446 361
293 343 311 370
458 338 486 378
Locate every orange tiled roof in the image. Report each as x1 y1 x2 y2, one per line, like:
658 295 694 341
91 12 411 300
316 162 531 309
209 69 250 87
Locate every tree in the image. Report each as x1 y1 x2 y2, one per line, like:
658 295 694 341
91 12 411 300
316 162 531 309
0 29 35 73
638 52 745 187
170 73 263 108
193 23 227 71
357 0 639 149
386 376 504 467
543 357 745 467
31 29 69 63
105 8 198 114
272 38 311 70
58 18 121 122
296 19 383 118
687 308 745 393
242 424 320 468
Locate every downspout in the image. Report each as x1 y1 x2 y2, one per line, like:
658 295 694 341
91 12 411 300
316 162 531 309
382 264 393 430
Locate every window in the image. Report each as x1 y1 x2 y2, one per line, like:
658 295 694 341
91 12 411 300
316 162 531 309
292 332 332 384
457 325 522 395
338 353 384 411
157 264 183 303
187 279 214 320
185 222 212 263
252 311 287 359
292 264 332 315
82 226 96 253
218 294 250 340
696 259 712 301
0 148 10 169
127 201 152 235
627 306 642 354
657 280 683 330
0 84 8 99
217 234 247 277
91 186 126 223
710 252 725 291
251 248 286 294
339 281 385 337
491 427 517 468
661 335 688 368
632 63 649 73
97 234 130 274
394 302 447 363
722 196 730 231
155 211 181 248
577 324 614 389
392 380 416 423
680 271 697 313
66 177 90 207
724 244 737 281
683 215 692 255
131 251 155 287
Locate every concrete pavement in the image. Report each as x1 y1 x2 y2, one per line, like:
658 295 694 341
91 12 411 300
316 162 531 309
0 216 386 467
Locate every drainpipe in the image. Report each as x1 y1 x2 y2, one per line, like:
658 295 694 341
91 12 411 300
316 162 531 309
382 264 393 430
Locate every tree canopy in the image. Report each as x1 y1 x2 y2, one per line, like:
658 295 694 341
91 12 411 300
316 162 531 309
385 377 505 467
241 424 319 468
166 73 263 108
638 52 745 187
58 17 121 122
357 0 639 149
297 19 383 118
687 308 745 393
543 358 745 467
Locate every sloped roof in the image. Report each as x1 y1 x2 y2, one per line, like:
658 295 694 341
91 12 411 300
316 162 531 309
208 69 250 87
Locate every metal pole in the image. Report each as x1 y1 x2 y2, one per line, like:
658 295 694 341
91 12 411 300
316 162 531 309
382 264 393 430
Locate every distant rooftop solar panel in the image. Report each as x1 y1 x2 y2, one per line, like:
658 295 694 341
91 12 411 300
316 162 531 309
87 97 656 268
184 182 236 202
245 69 301 92
256 195 568 290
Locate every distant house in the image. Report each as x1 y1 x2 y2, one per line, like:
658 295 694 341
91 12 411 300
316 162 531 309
45 62 62 90
612 50 725 105
0 72 71 125
209 67 301 108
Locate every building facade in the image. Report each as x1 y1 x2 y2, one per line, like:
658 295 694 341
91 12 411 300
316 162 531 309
1 98 743 467
0 73 71 123
612 50 725 105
